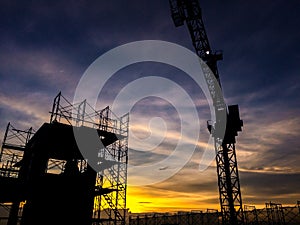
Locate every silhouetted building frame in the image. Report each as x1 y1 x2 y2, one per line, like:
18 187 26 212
0 92 129 225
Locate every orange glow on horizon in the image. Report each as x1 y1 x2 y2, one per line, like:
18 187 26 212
126 185 220 213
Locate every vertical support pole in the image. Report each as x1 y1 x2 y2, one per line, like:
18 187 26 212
25 127 33 144
0 122 10 162
7 202 20 225
50 91 61 123
77 99 86 127
99 106 109 131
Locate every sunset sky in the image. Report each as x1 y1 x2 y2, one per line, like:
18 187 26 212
0 0 300 213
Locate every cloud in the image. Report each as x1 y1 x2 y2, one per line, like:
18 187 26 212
129 148 167 167
0 42 81 95
0 92 49 130
237 109 300 173
127 184 220 212
240 171 300 205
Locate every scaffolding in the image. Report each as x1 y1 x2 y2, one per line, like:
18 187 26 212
0 123 34 178
0 123 34 225
0 92 129 225
49 92 130 225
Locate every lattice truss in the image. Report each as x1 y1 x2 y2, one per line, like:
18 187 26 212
0 123 35 178
49 92 129 225
93 114 129 225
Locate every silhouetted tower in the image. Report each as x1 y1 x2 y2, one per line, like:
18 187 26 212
169 1 244 225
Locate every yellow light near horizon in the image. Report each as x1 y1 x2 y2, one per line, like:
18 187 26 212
126 185 220 213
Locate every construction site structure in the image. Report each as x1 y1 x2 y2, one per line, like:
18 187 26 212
169 1 244 225
128 201 300 225
0 92 129 225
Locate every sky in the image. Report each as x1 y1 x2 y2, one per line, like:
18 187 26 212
0 0 300 213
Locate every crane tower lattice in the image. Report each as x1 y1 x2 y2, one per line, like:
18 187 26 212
168 1 244 225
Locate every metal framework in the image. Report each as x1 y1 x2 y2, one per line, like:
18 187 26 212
129 210 221 225
0 202 25 225
0 92 129 225
93 111 129 225
0 123 34 225
49 92 129 225
128 201 300 225
0 123 34 178
243 202 300 225
168 1 244 224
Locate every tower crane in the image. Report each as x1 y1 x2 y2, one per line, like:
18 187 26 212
168 1 245 224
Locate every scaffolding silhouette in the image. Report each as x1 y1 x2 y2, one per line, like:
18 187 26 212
128 202 300 225
0 123 35 225
0 123 35 179
129 210 221 225
0 92 129 225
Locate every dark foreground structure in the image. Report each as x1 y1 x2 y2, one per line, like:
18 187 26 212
0 92 129 225
129 201 300 225
168 0 244 224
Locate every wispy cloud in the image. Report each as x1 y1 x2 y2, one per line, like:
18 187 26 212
0 42 81 94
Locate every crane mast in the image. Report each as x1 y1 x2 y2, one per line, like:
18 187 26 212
169 1 245 225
